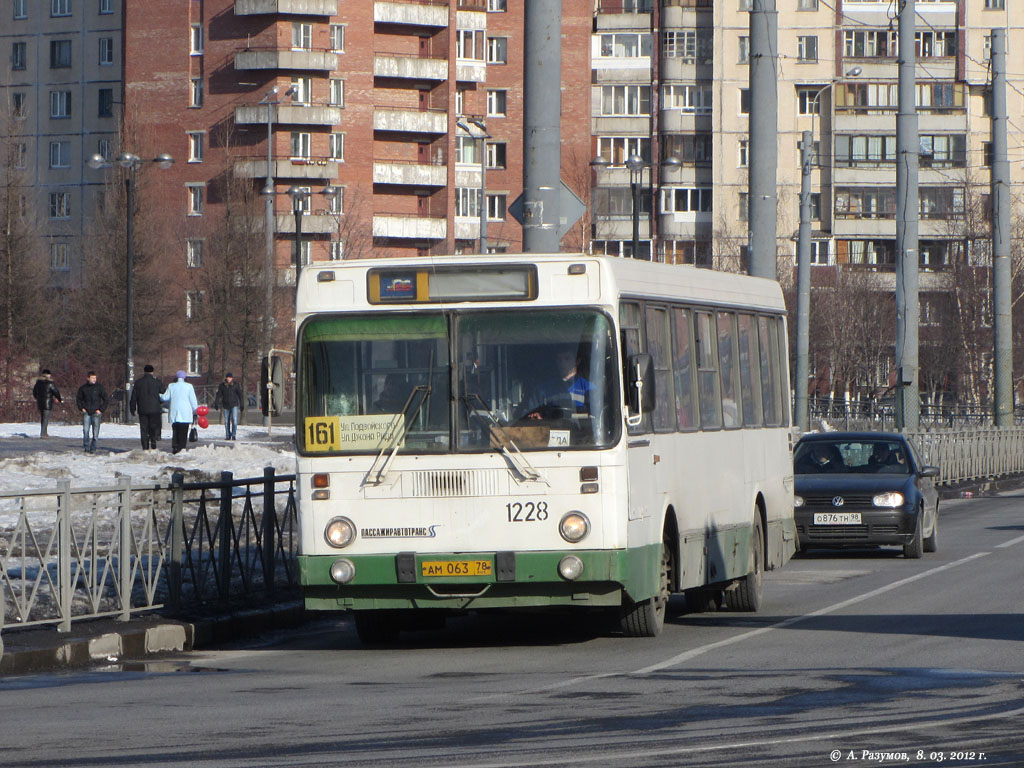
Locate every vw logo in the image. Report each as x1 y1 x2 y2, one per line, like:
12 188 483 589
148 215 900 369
832 496 845 507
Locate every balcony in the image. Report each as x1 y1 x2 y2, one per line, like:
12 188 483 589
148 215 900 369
454 219 482 240
234 0 337 14
374 108 448 134
373 161 447 186
234 157 340 181
235 48 338 72
455 59 486 83
276 212 337 234
374 1 449 27
373 214 447 240
659 108 712 133
374 54 448 81
235 104 343 126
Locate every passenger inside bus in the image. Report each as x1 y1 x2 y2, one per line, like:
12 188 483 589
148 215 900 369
519 346 593 421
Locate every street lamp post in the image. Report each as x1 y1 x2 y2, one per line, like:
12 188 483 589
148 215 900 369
625 154 647 260
88 150 174 422
794 67 861 432
288 186 310 281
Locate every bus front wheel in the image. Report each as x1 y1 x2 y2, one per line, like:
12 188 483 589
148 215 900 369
724 513 763 612
620 537 672 637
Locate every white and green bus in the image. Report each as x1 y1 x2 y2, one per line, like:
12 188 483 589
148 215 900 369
295 254 797 643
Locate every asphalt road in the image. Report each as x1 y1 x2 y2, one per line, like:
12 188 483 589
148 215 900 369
0 491 1021 768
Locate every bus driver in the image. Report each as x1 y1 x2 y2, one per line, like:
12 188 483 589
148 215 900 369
521 346 593 421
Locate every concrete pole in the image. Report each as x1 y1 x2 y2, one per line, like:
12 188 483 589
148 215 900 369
263 103 275 428
125 172 135 424
748 0 778 279
795 131 813 433
479 137 488 253
894 0 919 431
991 29 1013 426
522 0 561 253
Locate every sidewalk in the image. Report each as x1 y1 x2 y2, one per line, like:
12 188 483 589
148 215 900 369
0 601 307 675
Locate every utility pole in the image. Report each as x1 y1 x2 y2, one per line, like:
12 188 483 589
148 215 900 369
748 0 778 279
990 28 1013 426
521 0 561 253
795 131 813 433
894 0 919 431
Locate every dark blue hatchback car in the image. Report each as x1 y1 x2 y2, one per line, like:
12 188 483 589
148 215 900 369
793 432 940 558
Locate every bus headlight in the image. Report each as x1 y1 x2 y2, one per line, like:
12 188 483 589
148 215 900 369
559 512 590 543
558 555 584 581
330 558 355 584
324 517 356 548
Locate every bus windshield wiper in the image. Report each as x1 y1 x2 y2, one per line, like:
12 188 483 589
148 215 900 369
362 384 431 487
461 393 547 485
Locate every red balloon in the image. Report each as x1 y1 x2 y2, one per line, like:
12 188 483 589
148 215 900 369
196 405 210 416
197 415 209 429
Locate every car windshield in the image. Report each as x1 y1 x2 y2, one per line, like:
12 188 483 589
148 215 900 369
794 439 910 475
297 309 620 455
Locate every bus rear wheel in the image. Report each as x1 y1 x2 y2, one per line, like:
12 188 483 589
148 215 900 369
724 513 763 612
620 537 672 637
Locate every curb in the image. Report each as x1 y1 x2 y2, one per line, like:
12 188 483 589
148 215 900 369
0 601 306 676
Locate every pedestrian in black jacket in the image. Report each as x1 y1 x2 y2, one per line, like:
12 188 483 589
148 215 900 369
75 371 109 453
213 372 244 440
129 364 166 449
32 369 62 438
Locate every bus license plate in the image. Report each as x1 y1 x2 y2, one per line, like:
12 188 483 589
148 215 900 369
421 560 493 577
813 512 862 525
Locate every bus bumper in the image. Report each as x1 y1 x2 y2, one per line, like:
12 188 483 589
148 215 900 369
299 546 660 611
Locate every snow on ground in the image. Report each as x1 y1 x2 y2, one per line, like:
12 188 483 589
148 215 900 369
0 422 297 496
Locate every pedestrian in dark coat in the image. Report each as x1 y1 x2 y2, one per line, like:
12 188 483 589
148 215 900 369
130 364 166 449
213 372 244 440
32 369 62 438
75 371 109 453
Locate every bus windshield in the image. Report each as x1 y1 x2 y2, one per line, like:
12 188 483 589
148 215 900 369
298 309 620 455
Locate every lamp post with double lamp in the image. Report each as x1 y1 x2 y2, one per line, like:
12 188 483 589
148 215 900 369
794 66 861 432
287 183 341 282
258 85 296 428
87 150 174 422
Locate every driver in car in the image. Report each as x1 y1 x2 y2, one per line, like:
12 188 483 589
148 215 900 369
521 347 592 421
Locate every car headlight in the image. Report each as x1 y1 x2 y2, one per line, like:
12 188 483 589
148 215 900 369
794 495 805 508
873 492 905 508
324 517 356 548
559 512 590 543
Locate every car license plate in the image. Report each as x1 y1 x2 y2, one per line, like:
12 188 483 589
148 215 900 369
421 559 492 577
813 512 862 525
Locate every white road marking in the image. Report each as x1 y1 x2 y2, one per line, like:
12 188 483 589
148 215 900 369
996 533 1024 549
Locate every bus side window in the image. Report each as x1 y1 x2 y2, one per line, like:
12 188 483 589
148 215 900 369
695 311 722 430
758 315 781 426
645 305 676 432
672 307 697 430
737 313 763 427
717 311 740 428
619 301 649 433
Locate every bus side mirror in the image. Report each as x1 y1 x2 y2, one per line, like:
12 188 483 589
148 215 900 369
627 353 655 421
261 355 284 417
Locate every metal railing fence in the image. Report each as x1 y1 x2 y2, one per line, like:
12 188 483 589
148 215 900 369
0 468 297 638
907 427 1024 486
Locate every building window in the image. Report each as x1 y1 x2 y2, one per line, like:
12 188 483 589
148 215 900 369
99 0 112 13
49 192 70 219
99 37 113 65
298 239 311 267
797 35 818 62
190 24 203 54
328 186 343 214
455 87 466 116
12 41 26 70
187 184 204 215
797 87 821 115
98 88 113 117
916 30 956 58
186 239 203 268
599 33 652 58
330 24 345 52
738 192 748 221
663 30 711 64
50 242 71 271
600 85 651 116
13 92 27 119
455 136 480 165
487 37 508 64
50 90 71 118
329 241 344 261
189 78 203 107
738 35 749 64
662 84 712 114
488 0 506 10
188 131 204 162
738 139 748 167
330 78 344 107
809 240 831 265
797 0 818 9
186 290 203 321
596 136 651 166
292 22 312 50
455 187 481 218
486 89 507 117
984 0 1004 8
456 29 484 61
49 140 71 168
487 193 507 221
51 0 71 17
14 0 27 18
291 76 311 104
186 347 203 376
740 88 750 115
96 138 111 161
661 187 713 214
662 134 712 165
14 142 28 168
486 142 506 169
843 30 896 58
50 40 72 68
329 132 344 161
290 132 311 159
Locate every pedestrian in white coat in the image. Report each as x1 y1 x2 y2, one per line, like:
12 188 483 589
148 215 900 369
161 371 198 454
